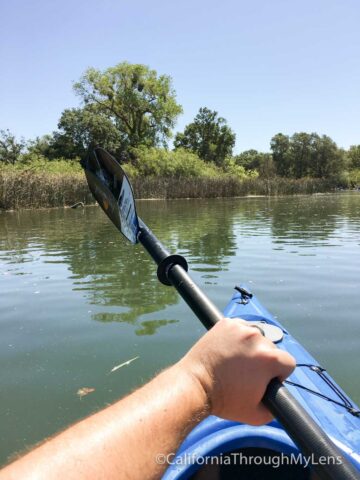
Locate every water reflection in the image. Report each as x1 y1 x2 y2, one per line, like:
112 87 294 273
270 194 360 248
0 200 239 335
138 200 238 269
1 194 359 336
1 194 360 467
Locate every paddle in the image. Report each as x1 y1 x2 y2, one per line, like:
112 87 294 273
84 147 358 480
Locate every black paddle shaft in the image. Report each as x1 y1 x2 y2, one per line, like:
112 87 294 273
138 221 359 480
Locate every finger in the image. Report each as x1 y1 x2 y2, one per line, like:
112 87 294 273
271 350 296 382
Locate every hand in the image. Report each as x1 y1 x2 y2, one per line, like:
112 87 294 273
178 318 296 425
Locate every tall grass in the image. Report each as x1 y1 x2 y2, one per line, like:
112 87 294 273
0 169 338 210
0 170 93 210
132 176 338 199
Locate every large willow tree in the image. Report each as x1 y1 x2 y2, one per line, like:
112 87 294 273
73 62 183 152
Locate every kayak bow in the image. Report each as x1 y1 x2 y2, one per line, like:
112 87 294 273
163 287 360 479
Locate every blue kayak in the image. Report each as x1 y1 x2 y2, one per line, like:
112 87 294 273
163 286 360 479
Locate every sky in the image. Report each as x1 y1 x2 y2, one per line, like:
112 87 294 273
0 0 359 153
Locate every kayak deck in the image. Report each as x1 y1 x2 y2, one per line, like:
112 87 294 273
163 286 360 479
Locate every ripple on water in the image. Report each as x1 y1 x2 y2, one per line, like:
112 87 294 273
0 195 359 465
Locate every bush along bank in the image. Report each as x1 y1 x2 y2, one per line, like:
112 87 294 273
0 150 349 210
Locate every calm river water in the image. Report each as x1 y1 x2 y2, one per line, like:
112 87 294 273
0 193 359 464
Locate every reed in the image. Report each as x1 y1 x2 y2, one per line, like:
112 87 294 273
0 171 338 210
0 171 92 210
132 176 338 199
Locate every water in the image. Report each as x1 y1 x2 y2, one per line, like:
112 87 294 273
0 193 359 465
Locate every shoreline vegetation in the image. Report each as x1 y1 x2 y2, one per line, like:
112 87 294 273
0 164 347 211
0 147 359 211
1 61 360 210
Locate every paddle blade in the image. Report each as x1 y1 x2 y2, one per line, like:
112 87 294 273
84 148 139 244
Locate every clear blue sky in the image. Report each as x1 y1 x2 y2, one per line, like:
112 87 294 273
0 0 359 152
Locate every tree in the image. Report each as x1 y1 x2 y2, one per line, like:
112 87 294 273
0 129 25 164
54 106 123 159
347 145 360 169
289 132 315 178
235 150 275 178
73 62 182 150
27 107 128 161
27 134 55 157
234 150 271 171
257 154 276 178
174 107 235 166
271 132 344 179
234 150 261 170
270 133 292 176
310 135 344 178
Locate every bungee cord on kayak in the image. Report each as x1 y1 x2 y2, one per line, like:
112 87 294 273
285 364 360 417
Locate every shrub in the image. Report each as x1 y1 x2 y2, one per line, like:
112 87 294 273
222 157 258 179
130 147 220 178
2 154 83 174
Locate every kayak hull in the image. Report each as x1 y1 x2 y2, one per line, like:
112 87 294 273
163 287 360 479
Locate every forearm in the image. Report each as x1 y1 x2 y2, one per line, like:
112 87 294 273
1 364 209 480
1 318 295 479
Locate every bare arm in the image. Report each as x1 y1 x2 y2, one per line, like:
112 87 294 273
0 319 295 480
